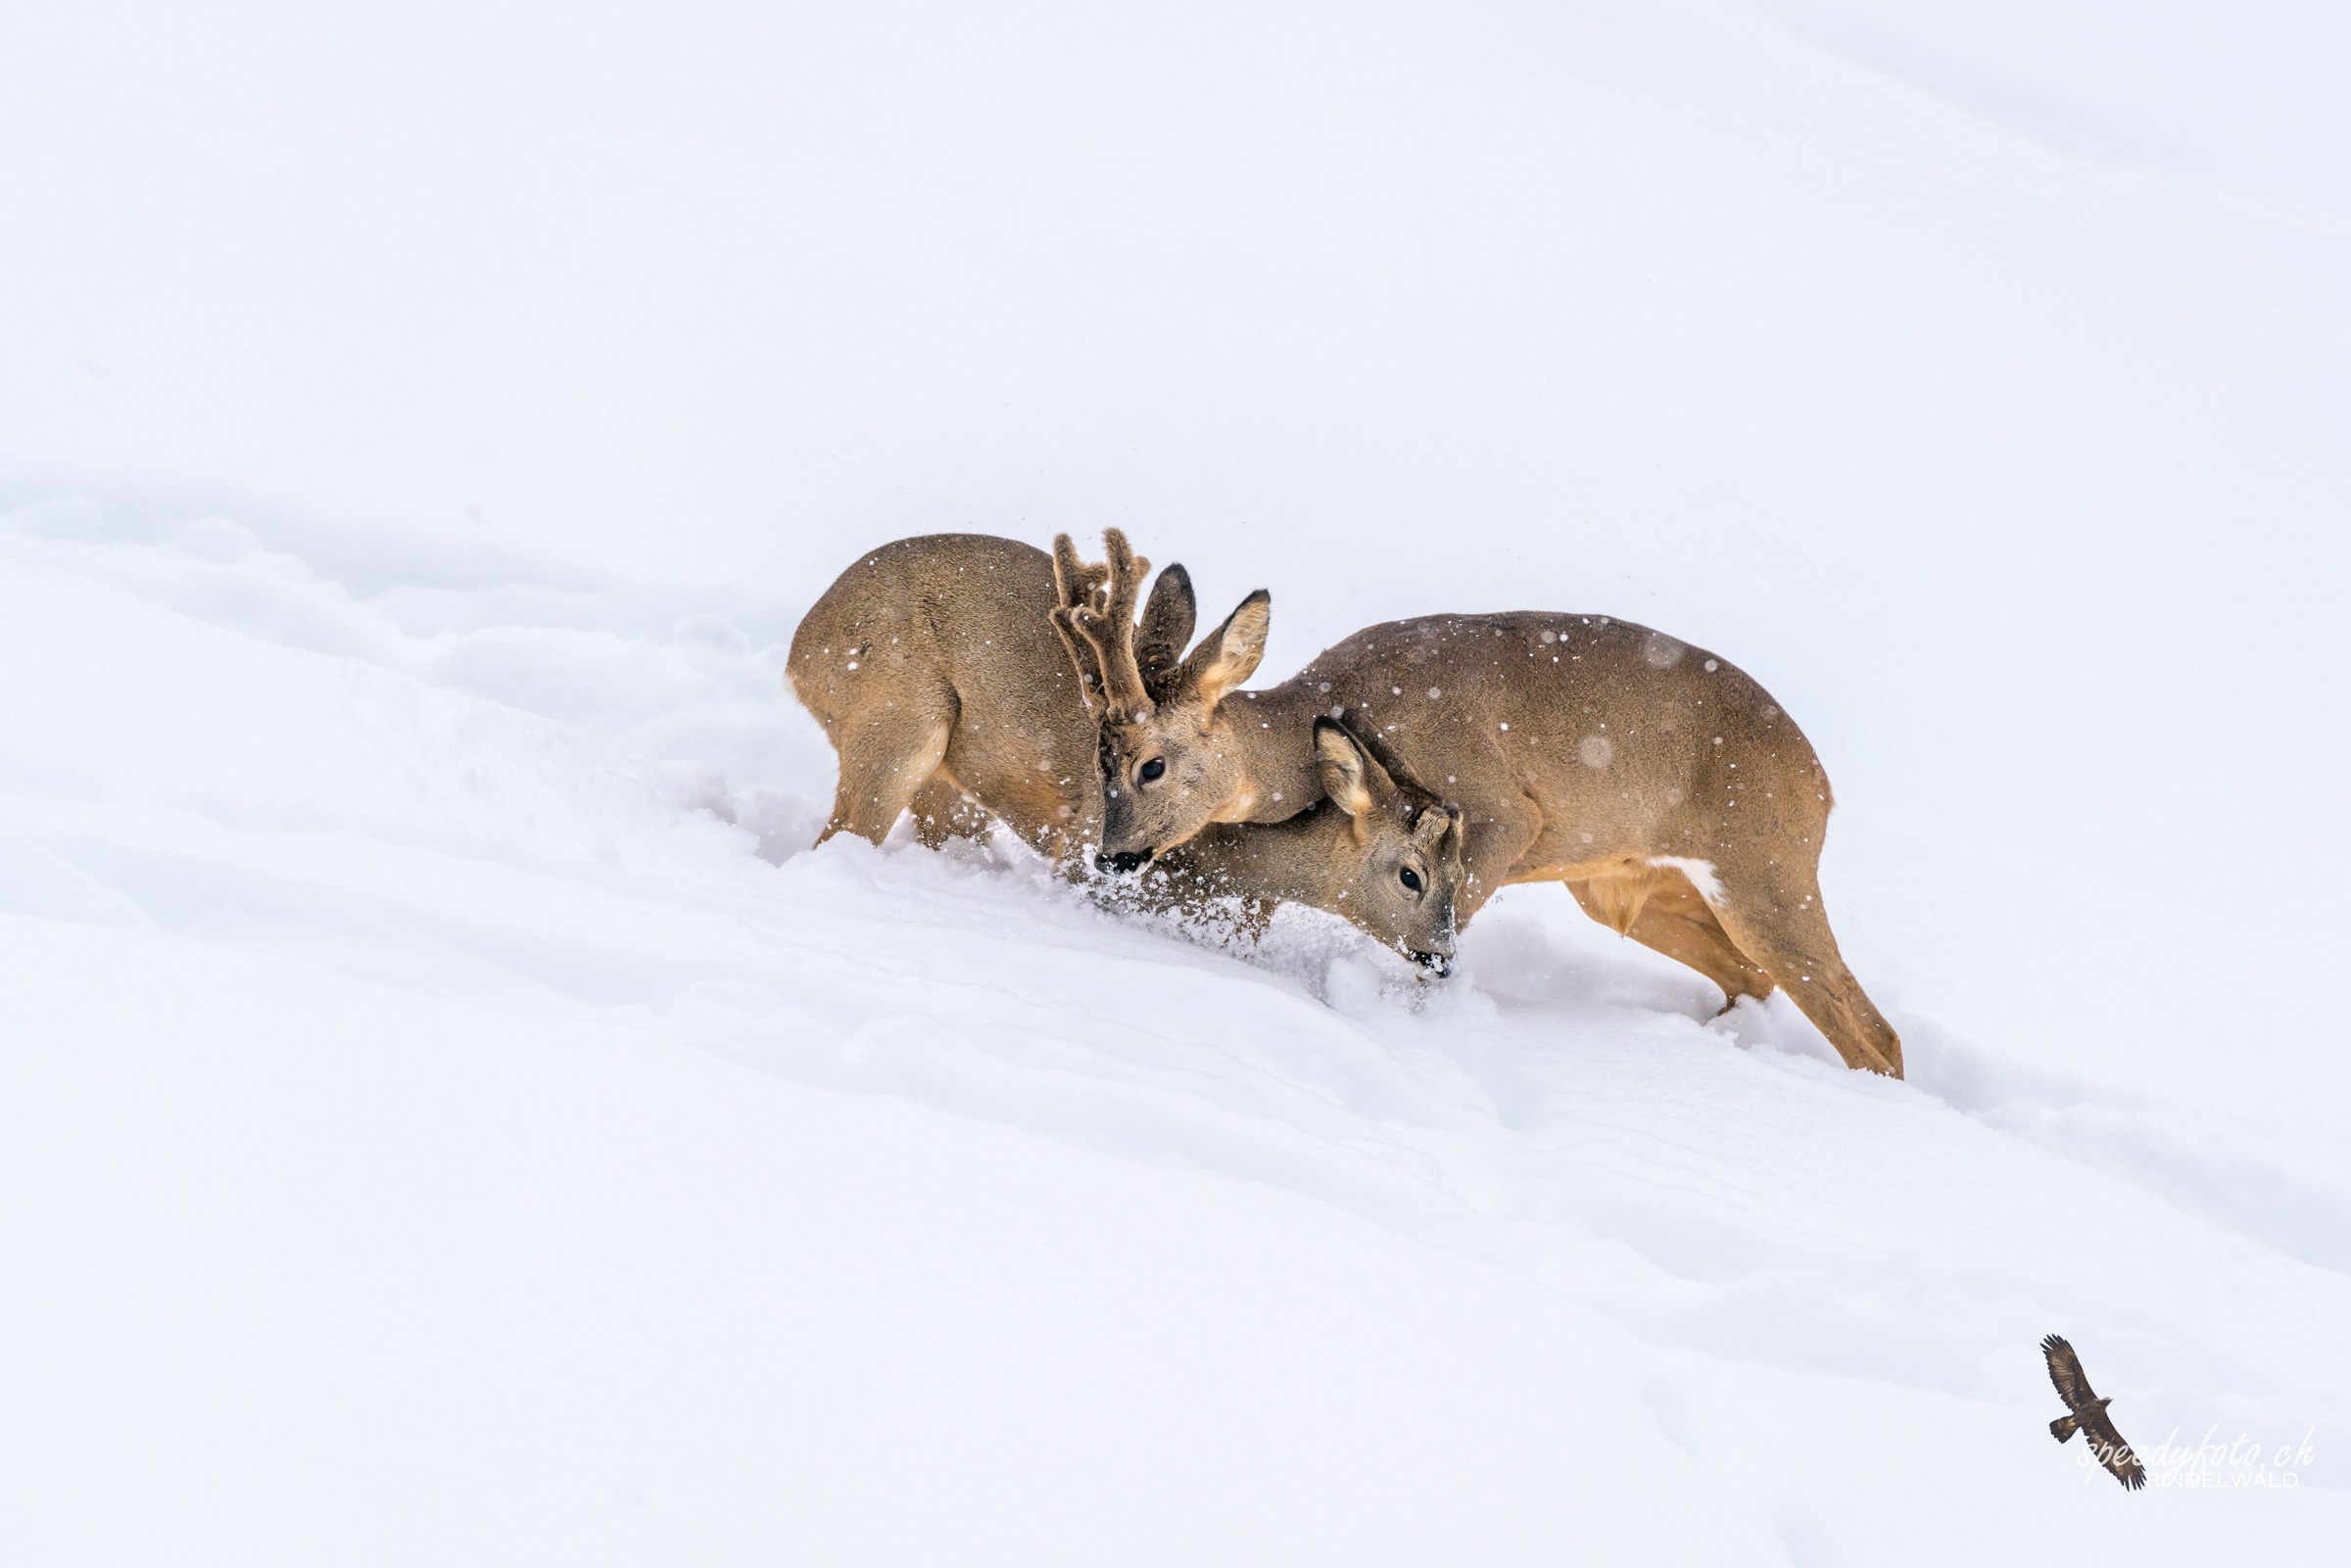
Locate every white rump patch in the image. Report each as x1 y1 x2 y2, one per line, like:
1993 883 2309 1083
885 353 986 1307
1647 855 1724 907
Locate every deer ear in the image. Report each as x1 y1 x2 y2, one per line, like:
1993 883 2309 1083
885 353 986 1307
1314 718 1398 819
1179 590 1270 707
1136 563 1197 696
1314 721 1374 818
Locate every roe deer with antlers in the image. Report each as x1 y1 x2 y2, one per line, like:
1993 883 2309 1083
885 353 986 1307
1055 538 1902 1075
787 534 1465 970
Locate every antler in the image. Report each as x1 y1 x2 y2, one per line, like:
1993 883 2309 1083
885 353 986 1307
1049 528 1154 719
1049 534 1111 713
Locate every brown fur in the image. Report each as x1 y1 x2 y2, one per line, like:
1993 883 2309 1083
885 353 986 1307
1070 570 1902 1076
788 535 1466 967
789 534 1100 862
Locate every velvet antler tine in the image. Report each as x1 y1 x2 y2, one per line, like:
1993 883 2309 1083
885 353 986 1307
1069 529 1153 719
1101 531 1148 636
1051 534 1107 611
1049 533 1119 713
1049 603 1105 715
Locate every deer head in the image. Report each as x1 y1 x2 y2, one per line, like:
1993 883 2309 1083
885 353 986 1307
1304 717 1465 970
1051 531 1270 867
1157 718 1466 971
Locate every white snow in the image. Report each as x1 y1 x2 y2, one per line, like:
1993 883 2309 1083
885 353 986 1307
3 2 2347 1563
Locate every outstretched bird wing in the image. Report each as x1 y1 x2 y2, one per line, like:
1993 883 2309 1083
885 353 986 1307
2081 1405 2147 1491
2041 1335 2097 1407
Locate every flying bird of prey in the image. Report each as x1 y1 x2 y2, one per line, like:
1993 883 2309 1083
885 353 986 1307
2041 1334 2146 1490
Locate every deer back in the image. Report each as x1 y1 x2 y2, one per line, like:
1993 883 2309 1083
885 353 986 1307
1091 607 1834 911
1303 613 1833 892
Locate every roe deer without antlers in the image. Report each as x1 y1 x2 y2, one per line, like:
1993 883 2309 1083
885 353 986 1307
786 534 1466 969
1054 539 1902 1075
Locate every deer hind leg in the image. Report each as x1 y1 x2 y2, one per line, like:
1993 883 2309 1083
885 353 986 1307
1703 858 1903 1076
1568 868 1775 1013
908 775 992 849
818 698 957 847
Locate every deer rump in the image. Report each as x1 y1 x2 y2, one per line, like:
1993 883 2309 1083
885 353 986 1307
788 533 1102 860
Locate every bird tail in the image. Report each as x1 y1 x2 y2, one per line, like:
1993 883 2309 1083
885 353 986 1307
2050 1414 2080 1443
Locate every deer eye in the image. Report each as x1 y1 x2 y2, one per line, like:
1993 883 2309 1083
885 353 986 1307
1138 757 1167 783
1399 867 1423 893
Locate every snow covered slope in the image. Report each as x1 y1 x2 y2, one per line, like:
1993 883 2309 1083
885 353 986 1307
4 503 2344 1561
3 1 2347 1561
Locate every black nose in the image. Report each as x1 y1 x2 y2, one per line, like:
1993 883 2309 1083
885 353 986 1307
1096 849 1154 874
1412 951 1452 976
